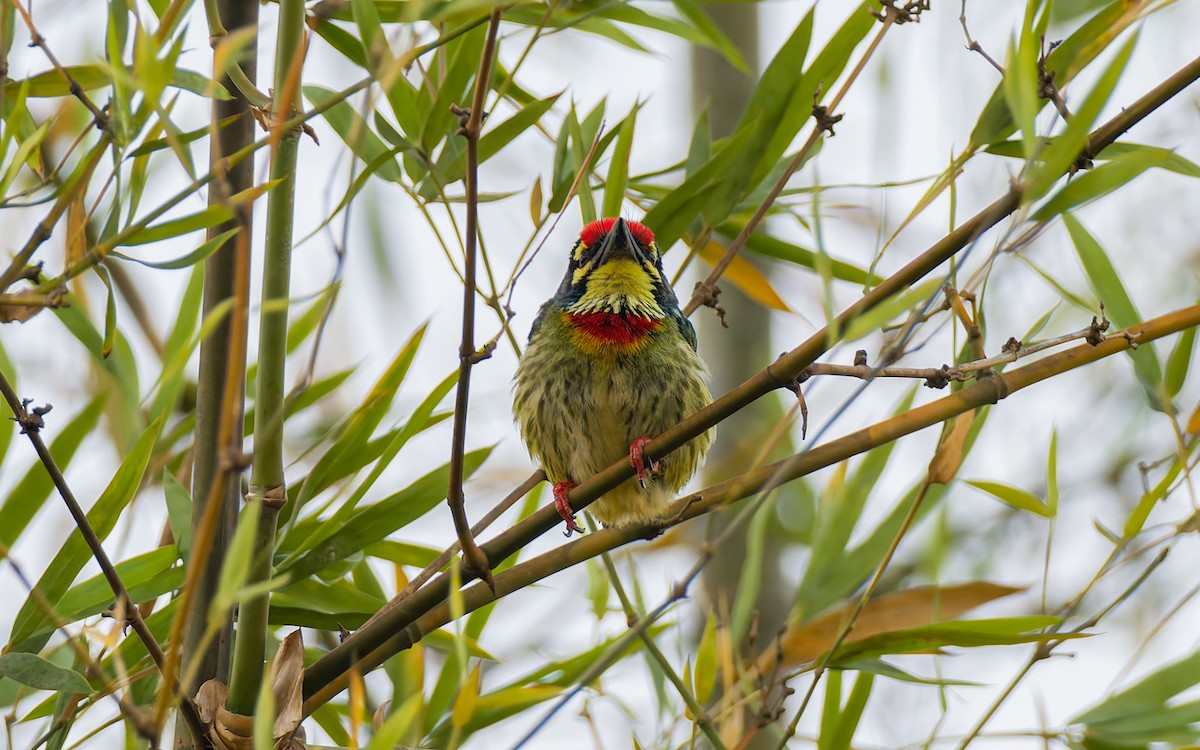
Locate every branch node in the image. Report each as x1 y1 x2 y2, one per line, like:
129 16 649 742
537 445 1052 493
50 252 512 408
691 281 728 327
923 366 951 390
811 89 844 137
1086 306 1111 345
12 398 51 433
872 0 930 25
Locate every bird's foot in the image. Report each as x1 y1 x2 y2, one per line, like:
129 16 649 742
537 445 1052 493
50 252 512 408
629 436 662 488
552 481 582 537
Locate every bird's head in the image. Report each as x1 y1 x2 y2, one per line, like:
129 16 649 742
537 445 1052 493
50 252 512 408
552 217 678 319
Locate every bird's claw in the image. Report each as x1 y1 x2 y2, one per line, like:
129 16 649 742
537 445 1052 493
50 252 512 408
552 481 582 537
629 436 662 489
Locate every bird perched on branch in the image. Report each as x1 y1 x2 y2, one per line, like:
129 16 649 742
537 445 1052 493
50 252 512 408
513 217 715 535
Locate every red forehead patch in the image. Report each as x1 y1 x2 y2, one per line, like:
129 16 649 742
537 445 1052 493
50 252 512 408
579 218 655 248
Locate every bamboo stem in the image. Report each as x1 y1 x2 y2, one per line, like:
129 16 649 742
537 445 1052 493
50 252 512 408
225 0 306 715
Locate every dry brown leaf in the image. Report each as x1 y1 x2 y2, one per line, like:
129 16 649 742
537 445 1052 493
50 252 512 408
755 581 1023 674
198 631 307 750
927 411 976 485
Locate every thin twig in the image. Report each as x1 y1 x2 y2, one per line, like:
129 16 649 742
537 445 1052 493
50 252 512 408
446 8 504 590
682 4 898 318
959 0 1004 74
11 0 109 130
804 313 1111 387
0 372 207 743
359 470 542 632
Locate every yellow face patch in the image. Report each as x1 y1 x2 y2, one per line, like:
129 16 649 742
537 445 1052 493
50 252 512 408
569 259 664 318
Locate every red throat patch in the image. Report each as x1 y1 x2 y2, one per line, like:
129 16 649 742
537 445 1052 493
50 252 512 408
565 311 661 349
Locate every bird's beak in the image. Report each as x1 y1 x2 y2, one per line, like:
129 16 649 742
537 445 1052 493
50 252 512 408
595 218 646 266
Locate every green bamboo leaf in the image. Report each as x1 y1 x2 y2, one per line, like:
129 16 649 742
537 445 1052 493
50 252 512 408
685 109 710 176
209 498 260 619
365 694 423 750
9 417 164 651
1032 148 1176 221
281 447 492 581
547 107 575 213
1025 36 1137 202
304 85 403 182
311 18 368 68
0 119 50 198
1046 430 1059 517
421 24 486 153
1166 327 1196 398
671 0 747 70
54 546 180 626
438 93 562 185
122 206 235 246
352 0 391 78
835 659 984 687
164 471 192 558
568 107 597 224
966 480 1052 518
831 616 1075 663
93 265 118 359
113 227 238 270
1064 213 1163 407
696 7 814 218
718 221 881 285
364 540 441 568
1075 649 1200 726
603 107 637 219
969 0 1141 148
0 397 104 560
1124 458 1181 538
641 119 762 251
827 672 875 750
694 615 718 704
292 323 429 512
1001 13 1041 162
169 69 231 101
0 653 90 694
149 275 227 425
2 64 110 97
840 278 944 343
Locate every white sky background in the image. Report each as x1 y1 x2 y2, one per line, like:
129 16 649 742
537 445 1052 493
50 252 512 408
2 1 1200 748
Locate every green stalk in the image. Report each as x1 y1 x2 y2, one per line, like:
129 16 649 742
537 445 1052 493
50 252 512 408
226 0 305 715
180 2 259 722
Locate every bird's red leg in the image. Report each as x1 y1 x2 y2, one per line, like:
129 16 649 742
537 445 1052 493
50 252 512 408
552 481 582 537
629 436 662 488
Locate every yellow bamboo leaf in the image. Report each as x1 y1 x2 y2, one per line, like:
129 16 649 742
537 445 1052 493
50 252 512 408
530 175 543 226
451 664 481 729
697 240 790 312
1187 401 1200 434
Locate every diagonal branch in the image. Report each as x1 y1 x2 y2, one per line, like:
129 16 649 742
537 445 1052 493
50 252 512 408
446 8 504 589
0 371 207 743
301 302 1200 710
301 51 1200 699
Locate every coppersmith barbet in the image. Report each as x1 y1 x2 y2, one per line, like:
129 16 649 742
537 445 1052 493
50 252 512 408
513 217 714 535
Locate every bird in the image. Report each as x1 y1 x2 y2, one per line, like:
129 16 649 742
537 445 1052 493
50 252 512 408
513 217 715 535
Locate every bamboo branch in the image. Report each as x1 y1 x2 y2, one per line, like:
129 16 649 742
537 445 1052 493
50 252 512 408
301 302 1200 709
300 52 1200 698
445 8 503 589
